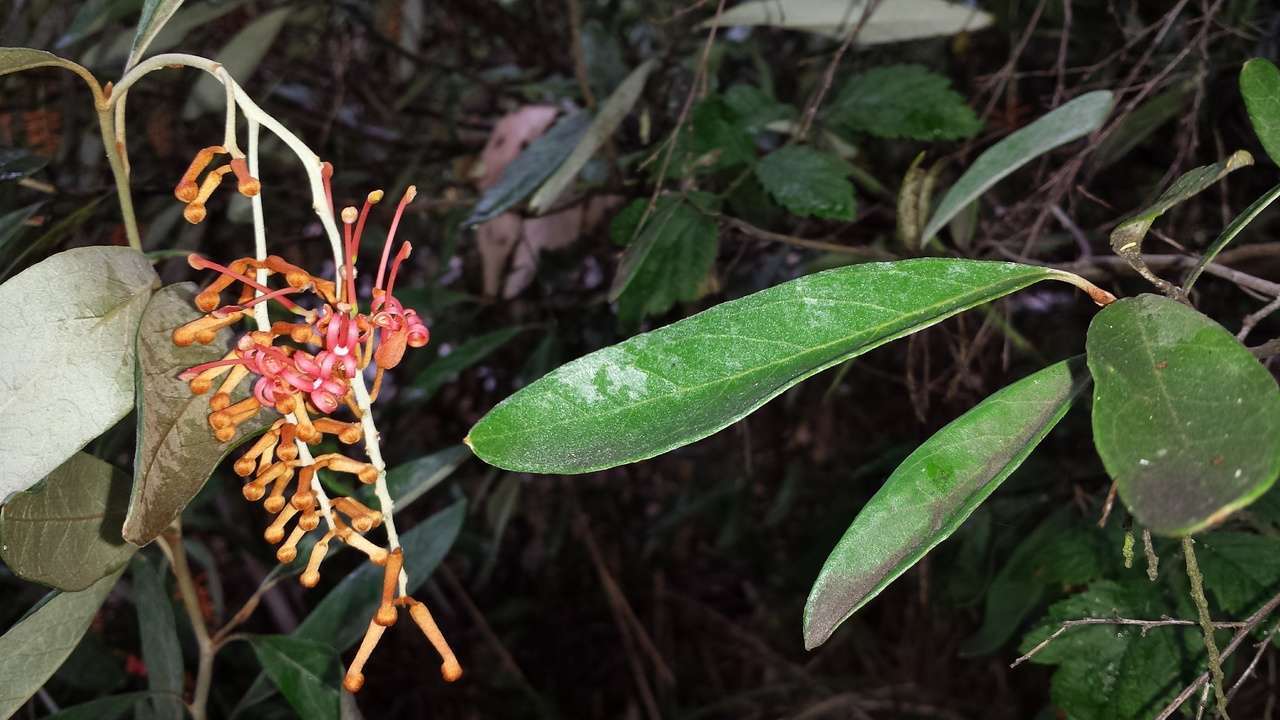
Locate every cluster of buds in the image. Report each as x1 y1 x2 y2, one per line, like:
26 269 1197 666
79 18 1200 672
175 145 261 224
173 157 460 690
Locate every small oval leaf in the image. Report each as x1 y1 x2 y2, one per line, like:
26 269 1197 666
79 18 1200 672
467 259 1099 474
803 358 1088 650
124 283 272 546
0 246 158 499
1241 58 1280 166
0 570 122 719
1087 294 1280 535
0 452 135 591
923 90 1114 242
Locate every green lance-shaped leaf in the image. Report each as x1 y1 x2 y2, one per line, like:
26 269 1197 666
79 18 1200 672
1109 151 1253 293
700 0 994 45
1087 294 1280 535
528 59 655 214
0 453 135 591
803 357 1088 650
124 283 272 546
467 259 1111 474
126 0 185 70
466 112 593 226
0 570 123 719
0 247 158 500
1241 58 1280 166
251 636 341 720
923 90 1114 242
130 554 184 720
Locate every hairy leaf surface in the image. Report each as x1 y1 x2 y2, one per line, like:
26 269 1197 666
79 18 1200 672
804 358 1088 649
0 452 134 591
1087 294 1280 535
0 246 158 499
468 259 1099 474
125 283 271 545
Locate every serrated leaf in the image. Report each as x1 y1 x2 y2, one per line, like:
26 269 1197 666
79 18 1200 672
0 247 158 500
1195 532 1280 615
0 570 122 719
924 91 1114 242
1109 151 1253 276
611 196 720 328
1087 294 1280 535
0 453 134 591
804 358 1087 649
664 96 757 178
184 7 291 118
1020 581 1189 720
235 501 466 713
467 259 1100 474
126 0 184 69
124 283 272 545
723 84 795 130
251 635 340 720
466 112 593 226
701 0 994 46
130 554 183 720
529 59 655 214
755 145 855 220
830 64 981 141
1242 58 1280 166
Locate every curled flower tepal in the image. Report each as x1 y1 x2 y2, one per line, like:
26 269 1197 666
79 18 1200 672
172 166 458 691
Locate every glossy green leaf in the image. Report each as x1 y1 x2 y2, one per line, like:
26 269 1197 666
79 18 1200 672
1109 151 1253 283
829 64 981 141
184 7 291 118
124 284 271 545
923 90 1114 241
804 358 1088 649
126 0 184 69
755 145 855 221
235 501 466 714
412 326 527 399
468 259 1102 474
130 555 183 720
0 570 123 719
701 0 994 45
0 247 158 500
529 59 655 213
1019 581 1191 720
1087 294 1280 535
252 635 340 720
1242 58 1280 166
467 112 592 226
611 196 720 328
0 453 134 591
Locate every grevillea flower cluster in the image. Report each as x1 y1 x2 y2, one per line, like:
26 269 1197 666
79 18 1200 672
171 151 459 692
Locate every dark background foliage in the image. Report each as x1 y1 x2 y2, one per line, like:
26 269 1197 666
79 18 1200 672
5 0 1280 718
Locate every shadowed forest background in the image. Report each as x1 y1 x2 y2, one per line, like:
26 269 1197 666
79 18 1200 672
5 1 1280 718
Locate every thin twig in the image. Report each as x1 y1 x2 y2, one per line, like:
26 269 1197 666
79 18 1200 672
159 522 214 720
721 215 896 259
1011 616 1247 668
794 0 882 141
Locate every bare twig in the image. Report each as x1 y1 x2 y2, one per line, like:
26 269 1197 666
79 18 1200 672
1155 589 1280 720
1012 616 1247 668
1184 537 1231 718
158 522 214 720
721 215 896 259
